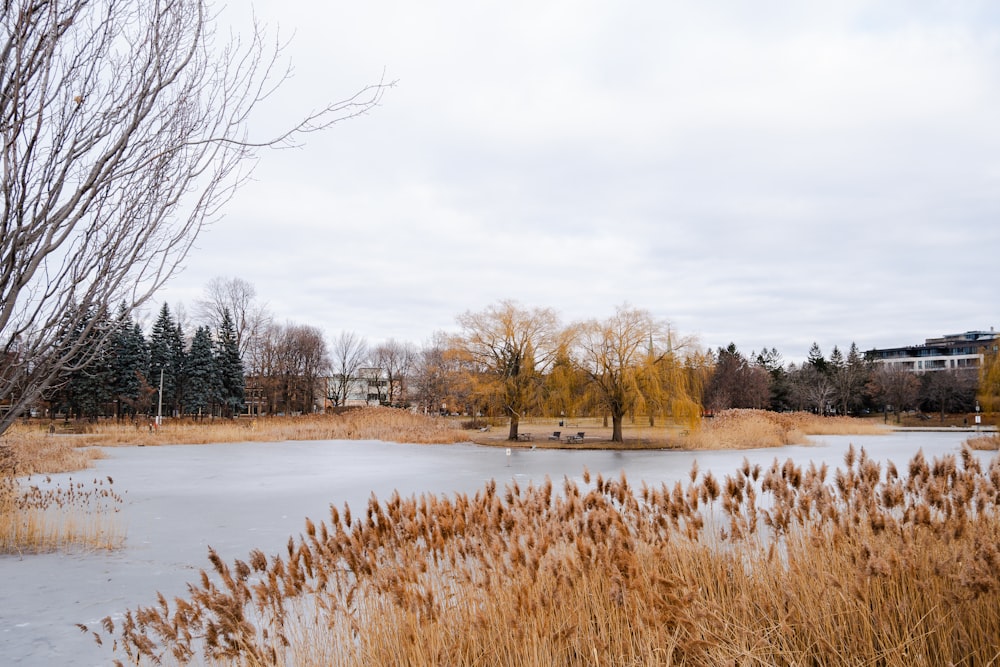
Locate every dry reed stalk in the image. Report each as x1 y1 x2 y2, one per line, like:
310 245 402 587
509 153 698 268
966 434 1000 451
26 408 469 449
2 435 123 554
682 409 888 450
1 427 106 474
94 444 1000 666
1 462 125 553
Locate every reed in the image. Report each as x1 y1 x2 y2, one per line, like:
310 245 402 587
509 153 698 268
93 447 1000 666
22 407 468 448
0 443 124 553
682 409 887 449
966 433 1000 451
1 426 106 474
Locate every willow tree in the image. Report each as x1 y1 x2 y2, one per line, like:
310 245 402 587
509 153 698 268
637 326 701 427
0 0 388 435
454 300 561 440
978 344 1000 416
654 330 703 430
574 305 699 442
541 335 588 423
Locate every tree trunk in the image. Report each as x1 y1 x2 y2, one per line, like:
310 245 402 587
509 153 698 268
612 412 624 442
508 414 519 440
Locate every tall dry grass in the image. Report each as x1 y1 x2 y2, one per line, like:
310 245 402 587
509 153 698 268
967 433 1000 451
682 409 888 449
93 446 1000 666
0 441 123 554
28 407 468 448
1 426 107 473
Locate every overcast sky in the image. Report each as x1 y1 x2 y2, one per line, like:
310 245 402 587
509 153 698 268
157 0 1000 364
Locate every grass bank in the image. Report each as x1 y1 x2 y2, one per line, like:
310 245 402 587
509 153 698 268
471 409 889 450
18 407 469 450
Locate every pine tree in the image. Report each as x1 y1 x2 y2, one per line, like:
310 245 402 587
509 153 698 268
807 342 828 374
216 309 246 417
171 322 188 413
828 345 844 371
149 304 184 418
63 306 114 419
110 305 150 420
185 326 221 417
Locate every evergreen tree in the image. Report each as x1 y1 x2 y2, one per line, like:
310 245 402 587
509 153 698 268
149 304 184 417
807 342 828 374
828 345 844 372
755 346 792 411
63 307 114 419
171 321 188 413
110 305 150 420
844 342 871 414
216 309 246 417
185 326 221 417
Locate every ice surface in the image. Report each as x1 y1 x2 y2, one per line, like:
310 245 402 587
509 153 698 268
0 432 983 665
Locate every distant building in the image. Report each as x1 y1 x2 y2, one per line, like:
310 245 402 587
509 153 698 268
868 329 999 373
325 368 394 408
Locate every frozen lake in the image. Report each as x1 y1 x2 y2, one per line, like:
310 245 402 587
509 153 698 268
1 430 991 666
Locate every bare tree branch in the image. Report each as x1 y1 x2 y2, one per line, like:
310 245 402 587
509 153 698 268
0 0 391 433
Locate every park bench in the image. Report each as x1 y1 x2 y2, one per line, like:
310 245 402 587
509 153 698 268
548 431 561 441
517 432 533 441
565 431 585 443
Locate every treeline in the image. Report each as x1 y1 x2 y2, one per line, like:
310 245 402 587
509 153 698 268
433 302 985 441
703 341 980 421
45 303 245 421
31 283 993 433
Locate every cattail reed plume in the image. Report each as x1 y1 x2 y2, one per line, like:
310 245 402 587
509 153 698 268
98 448 1000 666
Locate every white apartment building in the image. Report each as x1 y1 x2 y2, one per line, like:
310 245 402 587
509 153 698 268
869 329 998 373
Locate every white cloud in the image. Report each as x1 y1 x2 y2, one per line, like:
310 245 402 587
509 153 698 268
159 0 1000 363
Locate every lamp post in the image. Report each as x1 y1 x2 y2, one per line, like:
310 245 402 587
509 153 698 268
156 368 164 426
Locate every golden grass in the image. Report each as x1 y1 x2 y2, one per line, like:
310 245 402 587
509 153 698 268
0 442 124 554
23 407 469 448
93 446 1000 666
682 409 889 450
966 434 1000 451
1 426 107 474
479 410 890 450
20 408 885 455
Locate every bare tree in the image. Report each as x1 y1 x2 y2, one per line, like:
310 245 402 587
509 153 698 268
410 333 470 417
369 339 417 407
326 331 368 407
867 364 920 423
195 276 270 359
920 370 977 422
792 364 835 415
282 324 329 414
704 343 771 411
0 1 389 434
246 321 328 414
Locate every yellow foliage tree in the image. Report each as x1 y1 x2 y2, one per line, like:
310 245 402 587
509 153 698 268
574 305 702 442
541 337 589 422
978 343 1000 416
454 300 562 440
